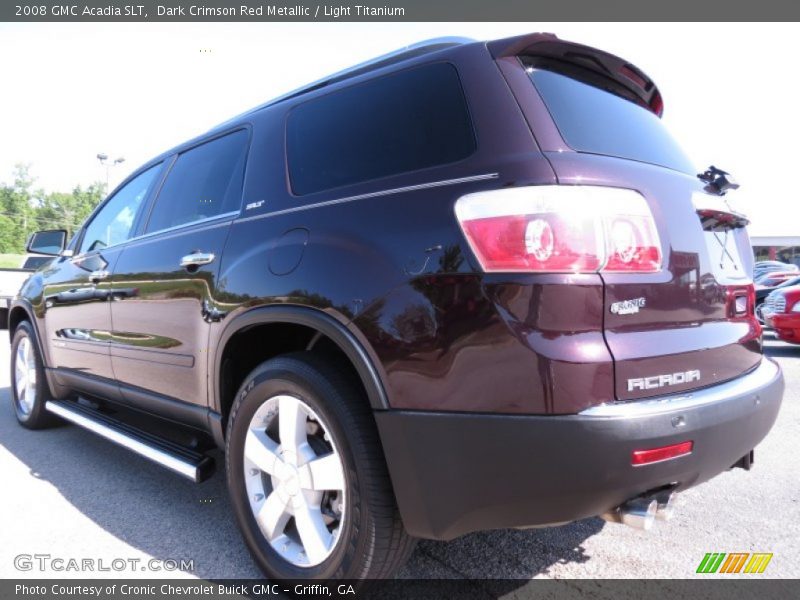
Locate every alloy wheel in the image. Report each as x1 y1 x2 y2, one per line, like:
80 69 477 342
14 337 37 416
243 394 346 567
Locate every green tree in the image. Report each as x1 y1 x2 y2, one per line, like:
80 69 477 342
0 164 35 252
0 165 106 253
35 182 105 236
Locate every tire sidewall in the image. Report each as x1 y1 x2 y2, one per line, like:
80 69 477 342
226 359 364 580
10 322 48 426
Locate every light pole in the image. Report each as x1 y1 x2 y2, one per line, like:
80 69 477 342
96 153 125 191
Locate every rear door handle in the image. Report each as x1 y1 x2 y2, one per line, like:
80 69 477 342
89 270 109 282
180 252 216 268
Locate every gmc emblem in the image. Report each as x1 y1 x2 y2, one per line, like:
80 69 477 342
628 370 701 392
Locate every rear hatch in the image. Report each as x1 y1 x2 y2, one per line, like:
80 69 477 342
503 36 762 401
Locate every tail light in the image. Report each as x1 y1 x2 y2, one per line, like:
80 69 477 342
455 186 662 273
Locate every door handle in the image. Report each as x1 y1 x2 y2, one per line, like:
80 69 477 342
89 270 109 282
180 252 216 269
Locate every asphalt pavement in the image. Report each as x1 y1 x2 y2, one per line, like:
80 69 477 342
0 331 797 580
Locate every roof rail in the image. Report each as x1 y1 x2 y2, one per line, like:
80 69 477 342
266 36 476 107
210 37 475 131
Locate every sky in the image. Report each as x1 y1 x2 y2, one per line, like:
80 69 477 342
0 22 797 237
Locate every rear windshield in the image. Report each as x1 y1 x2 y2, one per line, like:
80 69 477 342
528 67 694 174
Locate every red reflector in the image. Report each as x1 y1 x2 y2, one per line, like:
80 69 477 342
631 441 693 466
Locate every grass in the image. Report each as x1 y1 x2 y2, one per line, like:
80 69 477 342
0 253 25 268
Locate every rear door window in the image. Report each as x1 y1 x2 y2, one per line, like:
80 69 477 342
528 67 694 174
145 129 248 234
287 62 476 195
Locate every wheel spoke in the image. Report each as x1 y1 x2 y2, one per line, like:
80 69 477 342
16 344 26 371
294 501 333 564
303 452 345 492
256 492 291 541
244 429 281 475
15 363 26 388
278 396 307 459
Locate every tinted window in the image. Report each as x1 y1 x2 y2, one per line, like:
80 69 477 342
80 165 160 253
287 63 475 195
22 256 53 270
529 69 694 174
145 130 248 233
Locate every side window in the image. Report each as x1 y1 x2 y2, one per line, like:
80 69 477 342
144 130 248 234
287 62 476 196
80 165 160 254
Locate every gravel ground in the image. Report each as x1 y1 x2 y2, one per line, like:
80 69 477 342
0 331 797 580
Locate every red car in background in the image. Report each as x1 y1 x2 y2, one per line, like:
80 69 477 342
764 284 800 343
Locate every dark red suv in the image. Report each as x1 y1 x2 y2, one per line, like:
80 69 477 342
10 33 783 580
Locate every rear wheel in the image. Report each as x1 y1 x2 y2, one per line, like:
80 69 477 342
11 321 59 429
225 353 415 580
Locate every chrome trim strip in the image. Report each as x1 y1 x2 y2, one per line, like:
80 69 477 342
127 211 239 245
71 211 239 258
579 359 780 418
237 173 500 223
45 400 200 481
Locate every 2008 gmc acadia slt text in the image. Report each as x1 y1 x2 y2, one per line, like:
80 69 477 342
10 33 783 580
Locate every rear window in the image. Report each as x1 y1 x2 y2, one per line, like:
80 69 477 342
287 62 476 196
528 67 694 174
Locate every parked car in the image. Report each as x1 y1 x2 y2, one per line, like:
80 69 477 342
755 271 800 287
754 260 798 280
763 284 800 343
756 275 800 324
0 250 57 328
9 33 783 581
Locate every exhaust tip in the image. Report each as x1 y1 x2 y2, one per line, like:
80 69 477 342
620 498 658 530
654 492 676 521
601 497 659 530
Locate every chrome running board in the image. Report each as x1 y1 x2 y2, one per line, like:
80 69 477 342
45 399 214 482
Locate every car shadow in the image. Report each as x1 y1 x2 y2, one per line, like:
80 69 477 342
0 387 603 582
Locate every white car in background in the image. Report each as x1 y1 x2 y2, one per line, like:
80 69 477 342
0 254 53 328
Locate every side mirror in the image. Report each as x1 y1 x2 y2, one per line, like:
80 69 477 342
26 229 67 256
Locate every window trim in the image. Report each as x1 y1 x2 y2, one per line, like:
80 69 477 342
283 60 477 198
127 210 240 246
139 125 252 237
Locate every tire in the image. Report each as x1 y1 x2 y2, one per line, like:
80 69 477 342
10 321 59 429
225 353 416 580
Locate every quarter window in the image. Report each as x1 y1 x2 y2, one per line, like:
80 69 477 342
145 130 249 234
80 165 160 254
287 62 476 196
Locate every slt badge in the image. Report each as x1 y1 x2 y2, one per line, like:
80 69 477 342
611 297 646 315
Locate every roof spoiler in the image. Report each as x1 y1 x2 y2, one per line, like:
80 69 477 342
487 33 664 117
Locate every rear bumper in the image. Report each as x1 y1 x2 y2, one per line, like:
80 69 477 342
765 313 800 342
375 358 783 540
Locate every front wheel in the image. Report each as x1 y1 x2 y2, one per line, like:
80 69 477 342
225 353 415 580
10 321 59 429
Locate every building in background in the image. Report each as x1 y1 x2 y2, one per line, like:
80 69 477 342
751 236 800 266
